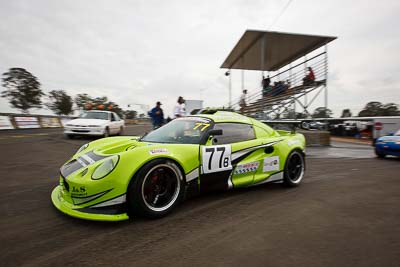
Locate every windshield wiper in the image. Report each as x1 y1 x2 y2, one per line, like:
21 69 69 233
139 132 149 141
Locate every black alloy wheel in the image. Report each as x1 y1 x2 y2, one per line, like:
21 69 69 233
127 159 184 218
283 150 305 187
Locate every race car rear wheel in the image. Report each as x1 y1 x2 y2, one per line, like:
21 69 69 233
283 150 305 187
127 159 184 218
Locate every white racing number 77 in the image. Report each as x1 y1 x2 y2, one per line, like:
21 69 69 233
201 144 232 174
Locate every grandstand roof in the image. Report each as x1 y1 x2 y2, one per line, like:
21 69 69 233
221 30 337 71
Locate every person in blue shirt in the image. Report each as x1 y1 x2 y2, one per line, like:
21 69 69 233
148 101 164 129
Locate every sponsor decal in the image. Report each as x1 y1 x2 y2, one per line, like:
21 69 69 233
202 144 232 174
14 116 40 129
179 117 211 123
71 186 87 197
234 161 260 174
263 156 280 172
40 117 61 128
149 148 169 155
193 122 211 131
288 139 301 146
0 116 14 130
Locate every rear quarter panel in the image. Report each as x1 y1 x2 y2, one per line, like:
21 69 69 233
253 132 305 184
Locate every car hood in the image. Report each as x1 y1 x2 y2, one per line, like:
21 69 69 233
67 118 109 126
92 137 145 155
378 136 400 142
64 136 200 181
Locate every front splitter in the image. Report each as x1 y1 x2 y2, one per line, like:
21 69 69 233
51 186 129 222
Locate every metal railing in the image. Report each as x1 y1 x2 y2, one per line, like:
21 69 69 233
231 52 328 118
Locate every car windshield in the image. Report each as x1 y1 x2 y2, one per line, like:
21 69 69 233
80 112 109 120
141 117 212 144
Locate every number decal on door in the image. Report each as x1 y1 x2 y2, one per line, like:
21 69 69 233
202 145 232 174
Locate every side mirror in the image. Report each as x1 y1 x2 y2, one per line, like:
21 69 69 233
207 129 223 145
208 129 223 136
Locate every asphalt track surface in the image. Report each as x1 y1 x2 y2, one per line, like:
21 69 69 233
0 125 399 267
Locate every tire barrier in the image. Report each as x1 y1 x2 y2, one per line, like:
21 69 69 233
0 114 75 130
0 113 143 130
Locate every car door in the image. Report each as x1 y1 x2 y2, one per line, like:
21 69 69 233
199 122 259 192
109 113 120 134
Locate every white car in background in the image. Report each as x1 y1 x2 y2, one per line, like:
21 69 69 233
64 111 125 138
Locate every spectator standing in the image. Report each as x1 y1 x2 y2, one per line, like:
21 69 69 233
239 89 247 113
173 96 186 118
302 67 315 86
262 76 271 89
148 101 164 129
262 76 272 97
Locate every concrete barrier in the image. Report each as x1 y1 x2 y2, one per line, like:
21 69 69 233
0 113 76 130
298 130 330 146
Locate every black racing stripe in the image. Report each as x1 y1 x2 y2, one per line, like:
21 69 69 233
84 192 125 208
231 140 283 165
60 159 83 178
232 151 254 165
86 151 107 161
75 203 127 215
71 189 113 206
78 156 90 166
232 140 283 155
60 151 108 178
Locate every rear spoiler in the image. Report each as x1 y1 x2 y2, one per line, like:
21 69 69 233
261 120 303 133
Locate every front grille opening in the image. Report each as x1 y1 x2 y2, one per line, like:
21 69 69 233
63 178 70 192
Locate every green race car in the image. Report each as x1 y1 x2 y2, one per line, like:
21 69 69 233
51 111 306 221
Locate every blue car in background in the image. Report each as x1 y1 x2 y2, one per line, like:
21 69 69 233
375 129 400 158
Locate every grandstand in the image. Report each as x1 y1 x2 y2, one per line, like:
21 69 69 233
221 30 336 120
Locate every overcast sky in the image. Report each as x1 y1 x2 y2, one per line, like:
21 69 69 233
1 0 399 117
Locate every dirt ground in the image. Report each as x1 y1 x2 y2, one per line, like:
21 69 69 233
0 125 399 267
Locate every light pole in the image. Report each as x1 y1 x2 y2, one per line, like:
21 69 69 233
225 70 232 108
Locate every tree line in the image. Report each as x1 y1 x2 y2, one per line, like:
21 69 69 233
278 101 400 119
1 68 137 118
309 101 400 119
2 67 399 119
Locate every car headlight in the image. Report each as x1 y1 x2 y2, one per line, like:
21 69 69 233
91 155 119 180
77 143 89 154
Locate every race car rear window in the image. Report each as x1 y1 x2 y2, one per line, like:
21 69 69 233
212 123 255 144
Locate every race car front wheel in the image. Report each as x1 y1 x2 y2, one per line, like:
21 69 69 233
283 150 305 187
374 149 385 158
104 127 110 138
127 159 184 219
